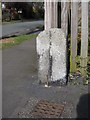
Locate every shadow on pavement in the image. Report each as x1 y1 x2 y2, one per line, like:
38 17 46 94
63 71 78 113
76 93 90 119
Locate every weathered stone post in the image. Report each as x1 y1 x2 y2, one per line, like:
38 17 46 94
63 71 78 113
36 28 67 85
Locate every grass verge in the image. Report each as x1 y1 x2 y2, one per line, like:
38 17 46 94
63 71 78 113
2 20 22 25
0 33 37 49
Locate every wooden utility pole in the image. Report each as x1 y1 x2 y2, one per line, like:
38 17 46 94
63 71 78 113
44 0 49 30
44 0 58 30
61 2 68 37
81 2 88 76
0 0 1 24
51 1 54 28
71 2 78 73
44 0 52 29
0 1 2 119
51 0 58 28
54 0 58 28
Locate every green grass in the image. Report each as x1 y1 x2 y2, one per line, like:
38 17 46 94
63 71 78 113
2 20 22 25
1 33 37 49
36 25 44 30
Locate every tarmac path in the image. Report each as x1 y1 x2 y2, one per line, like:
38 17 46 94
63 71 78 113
2 20 44 38
2 34 38 117
2 34 88 118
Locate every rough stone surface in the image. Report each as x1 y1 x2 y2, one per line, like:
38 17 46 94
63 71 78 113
36 28 67 85
37 31 50 83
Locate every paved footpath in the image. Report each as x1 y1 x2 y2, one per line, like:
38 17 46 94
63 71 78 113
2 34 89 118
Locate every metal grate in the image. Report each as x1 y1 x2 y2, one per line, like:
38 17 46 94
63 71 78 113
30 100 64 118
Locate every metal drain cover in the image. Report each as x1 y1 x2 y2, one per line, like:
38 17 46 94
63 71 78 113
30 100 64 118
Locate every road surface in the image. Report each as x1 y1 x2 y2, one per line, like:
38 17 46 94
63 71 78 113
2 20 44 38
